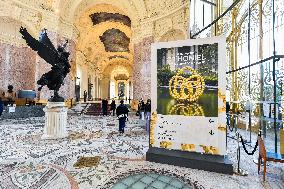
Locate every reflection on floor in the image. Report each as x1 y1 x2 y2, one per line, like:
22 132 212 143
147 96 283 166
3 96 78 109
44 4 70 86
0 109 283 189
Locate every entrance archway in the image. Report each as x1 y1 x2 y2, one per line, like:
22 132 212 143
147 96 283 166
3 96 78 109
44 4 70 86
73 3 134 100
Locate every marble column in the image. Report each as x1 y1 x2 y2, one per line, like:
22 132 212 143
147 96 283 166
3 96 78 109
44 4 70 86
42 102 68 139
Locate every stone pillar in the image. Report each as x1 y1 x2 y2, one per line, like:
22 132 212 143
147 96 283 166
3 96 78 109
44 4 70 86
101 76 110 99
80 65 88 98
96 77 99 99
92 76 96 100
133 36 154 100
42 102 68 139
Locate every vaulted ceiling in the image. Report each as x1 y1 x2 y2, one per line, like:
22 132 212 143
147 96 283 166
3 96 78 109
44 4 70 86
21 0 188 78
73 3 134 78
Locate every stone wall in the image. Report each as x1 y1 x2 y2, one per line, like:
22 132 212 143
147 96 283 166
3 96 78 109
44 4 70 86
133 36 154 100
0 42 36 94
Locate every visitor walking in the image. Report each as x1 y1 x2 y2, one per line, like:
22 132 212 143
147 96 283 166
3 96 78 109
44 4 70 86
110 99 116 116
145 99 151 131
116 100 129 133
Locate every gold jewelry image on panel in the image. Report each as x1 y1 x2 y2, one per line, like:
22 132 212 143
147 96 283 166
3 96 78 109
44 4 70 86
169 66 205 102
157 44 218 117
168 102 204 116
181 144 196 152
150 111 157 146
160 141 173 149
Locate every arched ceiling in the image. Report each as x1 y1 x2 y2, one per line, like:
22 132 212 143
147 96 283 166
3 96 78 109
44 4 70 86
53 0 189 78
74 3 134 77
59 0 145 26
159 29 187 42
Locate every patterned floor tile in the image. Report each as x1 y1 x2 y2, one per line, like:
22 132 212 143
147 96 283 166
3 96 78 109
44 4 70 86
0 105 283 189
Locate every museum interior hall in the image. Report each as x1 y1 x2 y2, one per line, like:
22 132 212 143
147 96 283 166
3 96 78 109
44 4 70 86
0 0 283 189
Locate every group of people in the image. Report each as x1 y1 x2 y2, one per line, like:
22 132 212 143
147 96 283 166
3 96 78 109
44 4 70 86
0 85 17 117
102 98 151 134
100 99 128 133
101 99 117 116
138 99 151 131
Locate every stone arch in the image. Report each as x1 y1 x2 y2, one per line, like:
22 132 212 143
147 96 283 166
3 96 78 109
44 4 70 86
0 16 37 46
101 59 133 76
61 0 140 26
158 28 187 42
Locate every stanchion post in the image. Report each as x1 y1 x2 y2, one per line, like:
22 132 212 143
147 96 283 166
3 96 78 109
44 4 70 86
234 132 248 176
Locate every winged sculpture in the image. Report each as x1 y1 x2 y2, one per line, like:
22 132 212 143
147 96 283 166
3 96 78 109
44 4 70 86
19 27 71 102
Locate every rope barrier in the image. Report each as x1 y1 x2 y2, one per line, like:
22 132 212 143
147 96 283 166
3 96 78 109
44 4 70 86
240 135 258 155
239 131 261 156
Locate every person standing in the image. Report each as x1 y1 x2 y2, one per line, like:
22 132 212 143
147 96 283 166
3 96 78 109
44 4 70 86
102 98 108 116
5 85 16 105
0 97 4 117
110 100 116 116
116 100 129 133
83 90 87 102
139 99 145 120
145 99 151 131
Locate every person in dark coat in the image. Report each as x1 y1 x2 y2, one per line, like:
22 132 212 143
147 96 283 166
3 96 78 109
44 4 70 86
110 100 116 116
83 90 87 102
116 100 129 133
102 98 108 116
0 97 3 117
145 99 151 131
138 99 145 120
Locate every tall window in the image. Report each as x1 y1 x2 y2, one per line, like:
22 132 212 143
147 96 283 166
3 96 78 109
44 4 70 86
191 0 284 153
190 0 216 38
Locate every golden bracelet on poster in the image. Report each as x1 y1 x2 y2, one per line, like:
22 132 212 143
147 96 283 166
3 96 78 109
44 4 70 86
169 66 205 102
200 145 219 155
169 103 204 116
218 89 226 113
160 141 172 149
149 111 157 146
181 144 196 152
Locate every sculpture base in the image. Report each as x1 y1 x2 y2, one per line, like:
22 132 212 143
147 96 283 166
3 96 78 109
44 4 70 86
42 102 68 139
48 96 65 102
146 147 233 175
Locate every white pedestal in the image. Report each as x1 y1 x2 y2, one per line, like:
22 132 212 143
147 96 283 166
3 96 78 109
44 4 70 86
42 102 68 139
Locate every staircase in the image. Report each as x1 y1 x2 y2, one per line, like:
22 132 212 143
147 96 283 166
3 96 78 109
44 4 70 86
85 103 103 116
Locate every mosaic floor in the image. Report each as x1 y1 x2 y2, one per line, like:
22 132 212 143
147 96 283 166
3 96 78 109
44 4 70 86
0 108 283 189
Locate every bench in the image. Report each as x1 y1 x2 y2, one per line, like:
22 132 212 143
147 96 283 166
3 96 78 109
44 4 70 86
258 136 284 181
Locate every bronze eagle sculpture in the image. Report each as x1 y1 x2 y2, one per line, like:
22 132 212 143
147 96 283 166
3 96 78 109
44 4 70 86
19 27 71 102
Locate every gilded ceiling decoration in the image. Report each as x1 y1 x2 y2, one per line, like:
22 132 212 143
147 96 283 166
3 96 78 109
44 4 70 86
114 74 129 81
99 29 130 52
109 55 129 60
90 12 131 27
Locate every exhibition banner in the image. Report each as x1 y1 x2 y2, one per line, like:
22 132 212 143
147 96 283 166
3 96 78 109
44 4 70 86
151 37 227 155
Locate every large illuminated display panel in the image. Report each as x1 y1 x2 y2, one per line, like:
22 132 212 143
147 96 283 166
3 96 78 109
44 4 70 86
150 37 227 156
